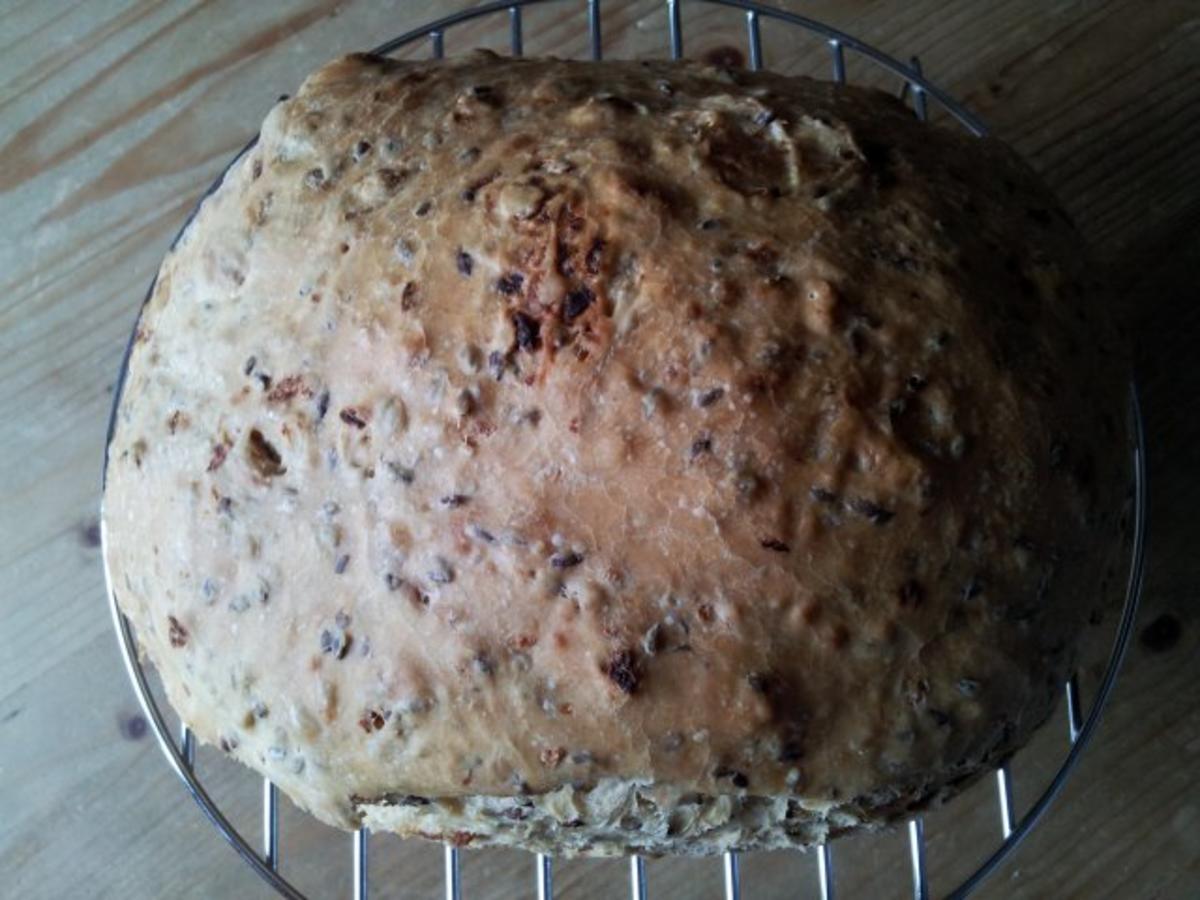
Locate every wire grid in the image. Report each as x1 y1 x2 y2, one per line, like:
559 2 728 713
102 2 1149 898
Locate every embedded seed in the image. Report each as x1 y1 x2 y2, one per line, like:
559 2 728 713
467 523 495 543
847 496 894 524
428 557 454 584
201 578 219 603
487 350 508 381
603 649 640 694
456 249 474 276
339 407 368 429
459 344 483 373
642 386 668 418
641 623 663 656
550 551 583 569
585 239 606 275
455 389 476 416
394 238 416 265
386 462 415 484
747 672 771 694
897 579 923 608
320 626 350 659
246 429 286 478
513 312 540 350
496 272 525 295
963 575 985 600
228 594 251 613
358 709 387 732
540 747 567 768
715 767 749 789
562 287 594 321
167 615 188 648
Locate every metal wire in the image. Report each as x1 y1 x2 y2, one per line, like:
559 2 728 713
536 853 553 900
817 843 834 900
103 3 1146 900
353 829 368 900
589 0 603 60
509 6 523 57
630 855 648 900
996 766 1015 839
745 10 763 71
908 819 929 900
180 725 195 770
667 0 683 59
829 39 846 84
908 56 928 122
723 851 741 900
264 781 280 871
1066 676 1084 743
444 846 462 900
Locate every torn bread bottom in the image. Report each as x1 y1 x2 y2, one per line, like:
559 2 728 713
354 777 949 857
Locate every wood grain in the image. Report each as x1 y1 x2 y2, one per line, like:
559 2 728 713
1 2 1197 898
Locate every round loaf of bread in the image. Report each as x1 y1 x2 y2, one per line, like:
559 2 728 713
102 51 1130 856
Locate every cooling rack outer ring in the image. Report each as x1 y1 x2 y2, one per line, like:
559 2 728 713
101 3 1147 898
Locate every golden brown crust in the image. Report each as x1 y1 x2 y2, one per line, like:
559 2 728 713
102 51 1129 855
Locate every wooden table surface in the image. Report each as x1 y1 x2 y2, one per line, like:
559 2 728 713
2 1 1198 898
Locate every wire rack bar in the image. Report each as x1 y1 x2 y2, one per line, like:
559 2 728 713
103 6 1147 900
445 846 462 900
1066 676 1083 743
180 724 195 769
630 855 647 900
817 843 834 900
908 819 929 900
667 0 683 59
509 6 523 56
829 39 846 84
263 780 280 871
745 10 763 71
366 0 988 134
353 829 368 900
589 0 603 60
723 851 741 900
996 765 1015 838
908 56 928 122
537 853 553 900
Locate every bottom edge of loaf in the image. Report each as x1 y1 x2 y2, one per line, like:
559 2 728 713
353 777 945 857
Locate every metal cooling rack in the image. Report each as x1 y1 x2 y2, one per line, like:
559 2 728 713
103 2 1149 898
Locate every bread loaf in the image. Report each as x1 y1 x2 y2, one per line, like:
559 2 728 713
102 51 1129 856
